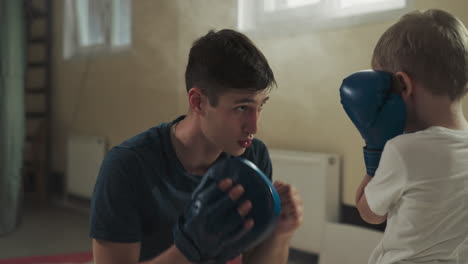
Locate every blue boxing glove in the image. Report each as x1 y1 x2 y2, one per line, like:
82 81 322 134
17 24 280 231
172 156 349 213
173 157 281 263
339 70 406 176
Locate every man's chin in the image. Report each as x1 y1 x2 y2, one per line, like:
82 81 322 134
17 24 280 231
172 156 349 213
226 147 247 157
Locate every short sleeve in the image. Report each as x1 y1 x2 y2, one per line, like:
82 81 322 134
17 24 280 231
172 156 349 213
259 143 273 181
246 139 273 181
365 142 407 216
89 147 143 242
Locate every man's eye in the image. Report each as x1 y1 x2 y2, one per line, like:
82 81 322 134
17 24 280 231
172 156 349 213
236 106 247 112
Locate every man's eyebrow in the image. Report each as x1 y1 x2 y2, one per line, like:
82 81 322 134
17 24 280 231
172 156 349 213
233 96 270 104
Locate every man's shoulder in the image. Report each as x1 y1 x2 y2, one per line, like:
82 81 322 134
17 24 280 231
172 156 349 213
116 117 185 152
241 138 272 178
125 125 167 146
252 137 267 148
114 122 171 152
100 123 171 170
243 138 268 157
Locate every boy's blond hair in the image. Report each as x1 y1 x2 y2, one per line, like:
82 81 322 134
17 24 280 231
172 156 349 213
372 9 468 100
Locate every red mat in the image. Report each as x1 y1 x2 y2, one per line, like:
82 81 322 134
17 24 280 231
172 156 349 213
0 252 93 264
0 252 242 264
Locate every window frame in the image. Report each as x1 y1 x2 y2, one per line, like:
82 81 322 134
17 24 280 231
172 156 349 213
63 0 131 60
238 0 415 33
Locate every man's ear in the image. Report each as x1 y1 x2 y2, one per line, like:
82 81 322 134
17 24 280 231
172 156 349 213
188 87 207 115
394 71 414 103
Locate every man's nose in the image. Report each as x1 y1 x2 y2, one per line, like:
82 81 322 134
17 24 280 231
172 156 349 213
243 110 260 135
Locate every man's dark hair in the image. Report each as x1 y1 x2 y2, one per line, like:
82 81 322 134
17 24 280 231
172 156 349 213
185 29 276 106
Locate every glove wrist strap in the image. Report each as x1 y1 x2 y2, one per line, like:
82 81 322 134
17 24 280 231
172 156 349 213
173 217 202 262
363 147 382 177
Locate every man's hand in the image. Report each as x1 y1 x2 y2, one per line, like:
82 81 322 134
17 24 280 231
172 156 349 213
173 157 281 263
243 181 303 264
272 181 303 238
173 177 253 263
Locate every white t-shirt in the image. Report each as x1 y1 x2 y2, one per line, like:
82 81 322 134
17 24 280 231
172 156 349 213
366 126 468 264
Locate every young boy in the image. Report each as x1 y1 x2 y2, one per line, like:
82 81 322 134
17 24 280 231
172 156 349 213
90 29 303 264
341 9 468 263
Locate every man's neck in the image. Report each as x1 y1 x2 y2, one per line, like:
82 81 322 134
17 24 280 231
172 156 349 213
171 115 222 175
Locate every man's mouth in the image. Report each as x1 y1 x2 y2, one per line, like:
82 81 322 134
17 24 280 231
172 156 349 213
239 138 253 148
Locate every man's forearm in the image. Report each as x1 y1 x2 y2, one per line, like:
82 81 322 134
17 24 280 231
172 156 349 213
243 234 292 264
93 240 192 264
140 245 191 264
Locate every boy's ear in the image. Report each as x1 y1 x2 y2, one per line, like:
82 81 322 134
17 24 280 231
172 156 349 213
394 71 414 101
188 87 207 115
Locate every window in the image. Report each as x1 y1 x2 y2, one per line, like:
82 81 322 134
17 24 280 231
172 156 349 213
238 0 412 32
63 0 131 59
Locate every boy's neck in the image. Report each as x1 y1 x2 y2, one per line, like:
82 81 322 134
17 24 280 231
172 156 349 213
416 94 468 131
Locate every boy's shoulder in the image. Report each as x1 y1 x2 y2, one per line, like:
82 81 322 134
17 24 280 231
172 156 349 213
388 126 468 152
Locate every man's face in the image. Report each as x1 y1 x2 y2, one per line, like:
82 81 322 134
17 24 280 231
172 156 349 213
201 89 270 156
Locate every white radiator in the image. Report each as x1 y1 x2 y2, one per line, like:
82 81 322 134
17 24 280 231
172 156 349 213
269 149 341 254
66 134 107 199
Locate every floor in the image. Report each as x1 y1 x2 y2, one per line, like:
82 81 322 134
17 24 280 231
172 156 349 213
0 199 317 264
0 199 91 260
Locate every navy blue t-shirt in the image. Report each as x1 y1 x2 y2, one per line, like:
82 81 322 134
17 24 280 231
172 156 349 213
89 116 272 262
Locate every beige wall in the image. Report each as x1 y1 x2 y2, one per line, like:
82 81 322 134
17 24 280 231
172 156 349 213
52 0 468 205
255 0 468 205
52 1 182 172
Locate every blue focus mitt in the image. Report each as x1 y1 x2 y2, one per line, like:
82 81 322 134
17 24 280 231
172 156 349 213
173 156 281 263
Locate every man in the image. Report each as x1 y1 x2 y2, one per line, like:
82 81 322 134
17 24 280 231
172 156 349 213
91 29 303 264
